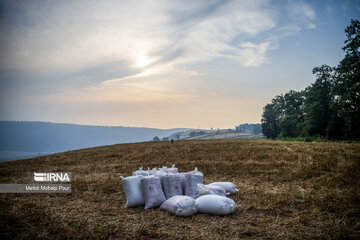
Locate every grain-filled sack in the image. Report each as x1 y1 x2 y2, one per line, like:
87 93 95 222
121 175 145 208
197 183 228 197
148 167 157 175
184 167 203 199
159 166 168 173
180 172 186 193
161 173 183 199
167 164 179 173
140 175 166 209
160 195 197 217
132 167 150 176
209 182 239 195
195 195 237 215
153 168 167 179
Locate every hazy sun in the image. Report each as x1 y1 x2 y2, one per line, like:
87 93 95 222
136 55 152 68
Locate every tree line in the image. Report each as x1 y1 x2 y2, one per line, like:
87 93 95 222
261 19 360 140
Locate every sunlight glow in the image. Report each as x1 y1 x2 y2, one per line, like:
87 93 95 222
136 55 152 68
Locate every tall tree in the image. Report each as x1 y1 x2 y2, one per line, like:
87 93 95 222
261 95 284 139
303 65 334 137
279 90 304 137
335 19 360 139
326 99 346 139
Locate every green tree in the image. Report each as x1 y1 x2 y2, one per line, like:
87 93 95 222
153 136 160 141
279 90 304 137
261 95 284 139
261 20 359 140
335 19 360 139
326 100 346 139
303 65 334 137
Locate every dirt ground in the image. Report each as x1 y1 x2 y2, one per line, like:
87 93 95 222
0 140 359 239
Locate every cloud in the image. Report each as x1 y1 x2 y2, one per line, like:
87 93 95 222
1 1 172 73
169 1 277 65
235 41 279 67
0 0 316 120
284 0 316 34
0 0 326 128
0 1 279 75
307 23 317 29
287 0 315 20
102 0 280 85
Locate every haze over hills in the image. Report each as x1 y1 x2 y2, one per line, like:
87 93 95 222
0 121 189 161
168 123 263 140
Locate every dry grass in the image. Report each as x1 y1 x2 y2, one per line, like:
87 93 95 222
0 140 359 239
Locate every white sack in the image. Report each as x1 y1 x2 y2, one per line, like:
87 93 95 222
160 195 197 217
195 195 237 215
167 164 179 173
180 172 186 193
184 167 203 199
197 183 228 197
121 175 145 208
161 173 183 199
209 182 239 195
158 164 178 174
147 167 157 175
153 168 167 179
132 167 150 176
140 175 166 209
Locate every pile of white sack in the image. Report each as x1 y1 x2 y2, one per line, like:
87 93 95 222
121 164 239 217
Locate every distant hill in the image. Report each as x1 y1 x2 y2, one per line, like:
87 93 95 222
0 121 188 161
166 123 263 140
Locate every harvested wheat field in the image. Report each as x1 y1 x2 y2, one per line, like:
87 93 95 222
0 140 359 239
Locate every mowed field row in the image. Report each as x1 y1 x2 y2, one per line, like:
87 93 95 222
0 140 359 239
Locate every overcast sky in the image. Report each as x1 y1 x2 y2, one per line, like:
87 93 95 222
0 0 359 129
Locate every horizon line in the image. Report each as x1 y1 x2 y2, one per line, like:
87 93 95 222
0 120 261 130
